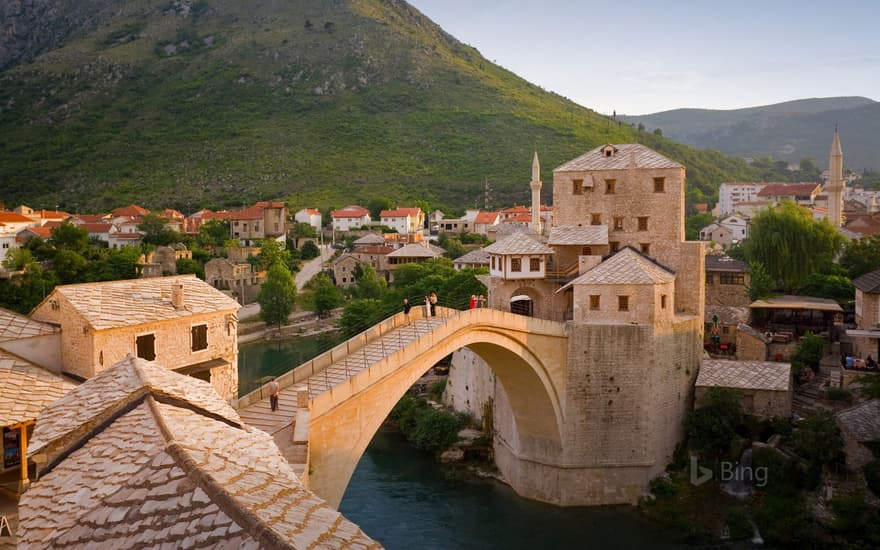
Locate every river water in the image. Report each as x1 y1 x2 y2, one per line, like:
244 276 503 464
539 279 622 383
240 336 687 549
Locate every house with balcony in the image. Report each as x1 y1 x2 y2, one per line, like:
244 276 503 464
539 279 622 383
331 205 371 232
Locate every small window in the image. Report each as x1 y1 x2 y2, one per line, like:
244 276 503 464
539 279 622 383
613 217 624 231
661 295 667 309
590 295 600 310
254 224 260 232
654 177 665 193
618 296 629 311
581 246 592 255
136 334 156 361
640 243 650 254
511 258 522 272
706 274 714 284
590 213 601 226
572 179 583 195
191 324 208 352
610 241 620 252
720 274 746 285
605 179 616 194
637 217 648 231
722 326 730 334
491 256 496 269
530 257 541 271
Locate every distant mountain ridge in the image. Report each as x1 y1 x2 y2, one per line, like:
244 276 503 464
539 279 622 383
0 0 762 211
621 97 880 171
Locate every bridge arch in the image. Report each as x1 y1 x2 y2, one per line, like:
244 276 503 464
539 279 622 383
306 309 567 508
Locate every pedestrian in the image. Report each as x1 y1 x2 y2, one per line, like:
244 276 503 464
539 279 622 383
403 297 412 325
479 294 487 308
425 294 431 317
469 295 477 309
269 378 280 412
429 292 437 316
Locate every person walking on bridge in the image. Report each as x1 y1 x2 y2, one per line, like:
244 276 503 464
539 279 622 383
269 379 280 412
403 297 412 325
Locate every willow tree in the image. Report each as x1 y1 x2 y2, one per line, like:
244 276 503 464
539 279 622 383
745 201 845 293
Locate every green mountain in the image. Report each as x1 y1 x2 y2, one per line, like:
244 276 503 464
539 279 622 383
1 0 760 212
621 97 880 172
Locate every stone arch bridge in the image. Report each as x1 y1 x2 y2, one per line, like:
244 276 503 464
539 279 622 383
238 306 569 508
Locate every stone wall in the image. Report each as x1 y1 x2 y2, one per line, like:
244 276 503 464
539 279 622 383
737 329 768 361
487 278 570 321
695 387 791 419
705 273 750 307
443 348 496 423
572 281 674 326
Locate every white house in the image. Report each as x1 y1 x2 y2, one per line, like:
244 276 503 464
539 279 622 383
718 183 768 216
330 205 371 232
719 215 749 242
294 208 323 233
380 207 424 235
484 231 553 280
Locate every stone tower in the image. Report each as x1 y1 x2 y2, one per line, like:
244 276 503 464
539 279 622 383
827 128 845 227
530 151 542 234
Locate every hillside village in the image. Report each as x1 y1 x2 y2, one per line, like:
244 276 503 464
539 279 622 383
3 138 880 546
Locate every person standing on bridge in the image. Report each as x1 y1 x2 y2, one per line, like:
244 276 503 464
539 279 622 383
403 297 412 325
469 295 477 309
269 378 280 412
429 292 438 316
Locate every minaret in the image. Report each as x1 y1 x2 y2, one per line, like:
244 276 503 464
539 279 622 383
530 151 542 234
827 127 845 227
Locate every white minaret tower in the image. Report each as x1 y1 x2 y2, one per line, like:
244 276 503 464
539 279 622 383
530 151 542 234
827 127 845 227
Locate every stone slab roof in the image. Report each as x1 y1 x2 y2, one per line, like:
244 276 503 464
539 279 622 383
705 255 749 273
484 232 554 255
696 359 791 392
548 225 609 246
0 351 76 427
0 307 57 342
387 243 444 258
19 356 378 549
554 143 682 172
353 233 386 245
705 305 750 326
568 247 674 286
34 275 240 331
853 268 880 294
837 399 880 442
453 248 490 266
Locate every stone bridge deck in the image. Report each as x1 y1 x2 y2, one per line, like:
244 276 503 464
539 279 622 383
238 314 451 441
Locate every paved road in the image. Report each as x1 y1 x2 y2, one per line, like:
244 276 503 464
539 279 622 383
238 245 331 321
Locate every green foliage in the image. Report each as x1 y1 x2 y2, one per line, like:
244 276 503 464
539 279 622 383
791 409 843 466
138 213 180 246
52 249 88 283
301 273 343 316
49 221 90 253
197 220 231 248
336 298 385 336
1 247 37 271
299 239 320 259
858 374 880 399
790 332 825 377
685 212 713 241
744 201 846 293
176 258 204 279
428 379 446 402
830 493 872 534
824 387 853 403
865 459 880 497
442 237 465 259
389 395 466 453
258 263 296 328
841 235 880 280
367 197 393 219
685 387 743 458
746 261 775 301
751 446 801 497
256 238 292 271
352 264 387 299
648 475 677 497
291 222 318 239
797 272 854 304
752 495 819 546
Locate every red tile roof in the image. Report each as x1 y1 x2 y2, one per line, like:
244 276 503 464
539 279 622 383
756 183 820 197
34 210 70 220
111 205 150 217
81 223 112 233
331 206 369 219
353 245 394 255
20 226 52 239
474 211 500 224
74 214 108 223
501 205 529 214
0 212 35 223
380 207 421 218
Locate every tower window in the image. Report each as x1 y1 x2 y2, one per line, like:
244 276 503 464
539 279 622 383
637 216 648 231
590 295 600 310
654 177 665 193
136 333 156 361
618 296 629 311
661 294 667 309
591 213 601 225
191 324 208 352
613 217 624 231
640 243 650 254
530 257 541 271
511 258 522 272
605 179 616 194
572 179 583 195
610 241 620 252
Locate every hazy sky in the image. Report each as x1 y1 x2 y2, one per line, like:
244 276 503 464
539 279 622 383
409 0 880 115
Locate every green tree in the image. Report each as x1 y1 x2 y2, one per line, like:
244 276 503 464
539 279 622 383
797 273 854 303
337 298 384 336
176 258 204 279
257 238 292 270
354 264 387 299
840 235 880 279
792 410 843 466
52 249 88 283
258 263 297 328
443 237 465 259
685 387 743 458
2 247 38 271
197 219 231 248
292 222 318 239
303 273 343 316
747 261 775 301
139 213 179 246
367 197 393 219
300 239 320 259
49 221 89 253
685 212 713 241
790 332 825 377
744 201 845 293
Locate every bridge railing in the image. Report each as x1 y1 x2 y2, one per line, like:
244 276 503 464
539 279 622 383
236 302 458 409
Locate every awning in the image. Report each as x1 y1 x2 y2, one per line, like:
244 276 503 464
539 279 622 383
174 357 230 376
749 296 843 312
847 329 880 339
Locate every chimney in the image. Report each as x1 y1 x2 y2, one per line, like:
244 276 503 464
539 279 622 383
171 282 185 309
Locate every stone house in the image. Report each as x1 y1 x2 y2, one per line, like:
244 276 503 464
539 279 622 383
230 201 288 247
386 242 445 271
473 211 501 236
350 244 394 276
705 254 750 307
332 253 363 287
30 275 241 401
205 257 264 304
756 182 822 207
837 400 880 469
695 359 792 419
848 268 880 360
453 248 490 271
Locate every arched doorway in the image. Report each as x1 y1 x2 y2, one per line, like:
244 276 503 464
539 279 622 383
510 295 533 316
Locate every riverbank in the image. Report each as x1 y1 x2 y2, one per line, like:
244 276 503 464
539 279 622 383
237 308 343 345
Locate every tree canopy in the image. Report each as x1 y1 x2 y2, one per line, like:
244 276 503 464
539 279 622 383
258 263 297 328
744 201 845 293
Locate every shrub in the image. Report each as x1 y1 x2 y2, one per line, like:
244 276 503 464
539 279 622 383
649 475 677 497
686 388 743 458
830 493 871 534
791 332 825 374
865 460 880 497
824 387 853 403
410 407 466 452
751 446 800 496
753 495 818 546
428 379 446 402
791 410 844 467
